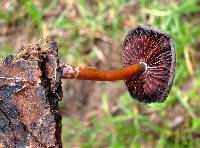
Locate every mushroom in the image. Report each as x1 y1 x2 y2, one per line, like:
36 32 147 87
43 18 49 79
61 25 176 103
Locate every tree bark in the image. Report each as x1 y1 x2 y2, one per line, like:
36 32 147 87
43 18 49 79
0 37 63 147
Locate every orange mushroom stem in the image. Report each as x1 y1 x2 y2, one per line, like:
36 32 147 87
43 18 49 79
61 63 145 81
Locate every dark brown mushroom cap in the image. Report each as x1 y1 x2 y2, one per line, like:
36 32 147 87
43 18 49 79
122 25 176 103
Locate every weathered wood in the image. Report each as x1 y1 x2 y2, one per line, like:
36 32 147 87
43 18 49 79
0 38 63 147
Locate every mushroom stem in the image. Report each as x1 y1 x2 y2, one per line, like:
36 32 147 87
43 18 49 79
61 63 144 81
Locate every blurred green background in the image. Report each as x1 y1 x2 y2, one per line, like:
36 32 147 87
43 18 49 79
0 0 200 147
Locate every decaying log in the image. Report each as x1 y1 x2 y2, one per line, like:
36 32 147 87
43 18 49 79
0 37 63 147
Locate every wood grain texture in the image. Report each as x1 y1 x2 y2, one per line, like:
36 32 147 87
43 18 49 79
0 38 63 147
